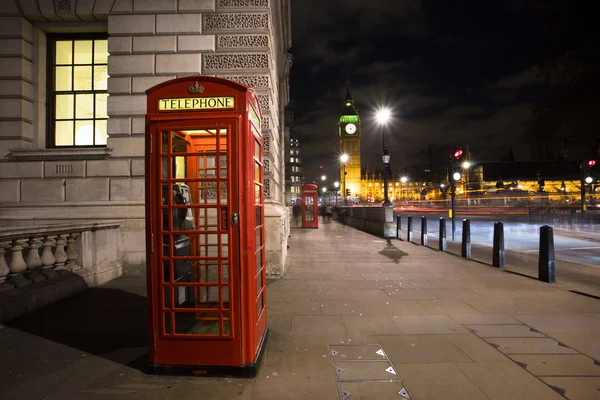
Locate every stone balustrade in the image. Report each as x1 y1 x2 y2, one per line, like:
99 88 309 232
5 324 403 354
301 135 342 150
0 221 123 321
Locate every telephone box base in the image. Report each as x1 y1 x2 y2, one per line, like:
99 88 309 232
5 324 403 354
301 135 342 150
147 327 269 378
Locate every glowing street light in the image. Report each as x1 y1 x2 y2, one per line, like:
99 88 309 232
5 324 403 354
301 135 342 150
340 153 349 205
376 107 392 207
321 175 326 181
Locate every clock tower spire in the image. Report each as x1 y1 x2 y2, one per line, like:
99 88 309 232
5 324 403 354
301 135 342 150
339 83 361 201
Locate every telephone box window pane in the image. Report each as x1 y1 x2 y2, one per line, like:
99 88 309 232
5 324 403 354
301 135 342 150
255 227 262 247
220 183 228 204
199 286 219 303
255 273 263 296
163 312 172 335
257 294 264 317
74 40 93 64
221 261 229 282
75 93 94 118
161 131 170 153
255 250 262 271
174 156 186 179
75 120 94 145
74 66 92 90
255 207 262 227
94 39 108 63
161 158 170 180
195 261 218 283
221 234 228 257
174 311 221 335
218 128 227 150
55 94 74 119
95 93 108 118
95 120 108 145
55 121 74 145
56 41 72 64
172 286 195 309
55 66 72 91
219 154 227 178
198 155 217 178
197 208 218 230
223 311 231 335
254 162 261 182
254 183 261 204
222 286 230 307
161 259 171 283
254 139 261 160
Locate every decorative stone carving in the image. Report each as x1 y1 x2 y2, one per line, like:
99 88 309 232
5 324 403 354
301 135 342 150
205 54 269 70
264 178 270 198
261 117 270 129
263 135 269 152
218 35 269 48
218 0 270 7
258 94 270 111
53 235 68 272
221 75 269 88
264 159 270 172
41 236 57 278
66 233 81 271
55 0 72 12
204 14 269 31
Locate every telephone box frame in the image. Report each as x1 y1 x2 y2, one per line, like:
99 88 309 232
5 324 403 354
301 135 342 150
301 184 319 228
145 76 267 377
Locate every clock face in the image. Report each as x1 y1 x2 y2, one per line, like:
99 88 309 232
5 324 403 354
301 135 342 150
345 123 357 134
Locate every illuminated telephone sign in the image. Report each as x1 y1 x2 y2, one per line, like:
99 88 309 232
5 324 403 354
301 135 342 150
158 96 235 111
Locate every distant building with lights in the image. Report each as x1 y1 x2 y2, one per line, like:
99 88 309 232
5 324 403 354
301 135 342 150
284 110 302 204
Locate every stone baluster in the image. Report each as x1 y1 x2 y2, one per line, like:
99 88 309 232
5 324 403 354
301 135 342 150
8 239 31 288
65 233 81 271
0 241 14 291
26 237 45 282
53 234 68 273
41 236 57 278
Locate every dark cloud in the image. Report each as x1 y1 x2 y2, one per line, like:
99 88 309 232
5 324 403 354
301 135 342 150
290 0 550 183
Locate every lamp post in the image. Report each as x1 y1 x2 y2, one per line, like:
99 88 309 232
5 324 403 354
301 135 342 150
400 176 407 202
334 181 339 205
341 153 349 206
462 161 471 205
376 108 392 207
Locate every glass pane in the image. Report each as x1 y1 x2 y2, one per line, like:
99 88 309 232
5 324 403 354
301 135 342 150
196 233 219 257
95 93 108 118
197 208 218 230
55 121 73 145
199 181 218 203
255 207 262 227
255 227 262 247
218 128 227 151
256 272 263 295
95 119 107 145
219 154 227 178
74 66 92 90
55 66 72 91
198 155 217 178
55 41 72 64
75 120 94 145
255 183 261 204
175 311 221 335
221 234 228 257
223 311 231 335
161 131 170 153
254 162 260 182
254 139 260 160
163 312 172 335
221 261 229 282
220 182 228 204
175 157 186 179
194 261 219 283
257 294 263 317
222 286 230 307
161 157 170 180
93 65 108 90
255 250 262 271
75 93 94 118
94 39 108 63
74 40 93 64
55 94 74 119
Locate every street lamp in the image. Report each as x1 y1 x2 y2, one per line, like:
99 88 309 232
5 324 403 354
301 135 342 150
376 108 392 207
321 175 326 182
462 161 471 205
334 181 339 204
400 176 407 201
340 153 349 205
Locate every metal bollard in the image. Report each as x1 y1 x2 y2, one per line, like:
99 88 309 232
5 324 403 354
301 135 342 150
538 225 556 283
439 217 447 251
461 219 471 259
396 214 402 240
420 216 428 246
492 222 505 268
407 215 413 242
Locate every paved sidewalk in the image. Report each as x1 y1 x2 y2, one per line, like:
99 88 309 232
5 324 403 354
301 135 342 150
1 221 600 399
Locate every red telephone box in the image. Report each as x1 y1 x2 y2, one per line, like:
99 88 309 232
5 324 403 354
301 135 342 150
145 77 267 376
301 184 319 228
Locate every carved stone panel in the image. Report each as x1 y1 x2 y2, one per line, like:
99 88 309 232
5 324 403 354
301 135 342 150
218 0 270 8
204 53 269 71
258 94 270 111
220 75 270 88
217 35 269 49
204 13 269 31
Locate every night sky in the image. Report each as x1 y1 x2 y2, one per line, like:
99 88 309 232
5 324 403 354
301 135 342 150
289 0 551 183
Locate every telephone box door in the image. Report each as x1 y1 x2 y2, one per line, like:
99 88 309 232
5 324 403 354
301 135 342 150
301 184 319 228
149 119 242 367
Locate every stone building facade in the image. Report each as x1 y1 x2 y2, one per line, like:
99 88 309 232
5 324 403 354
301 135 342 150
0 0 291 276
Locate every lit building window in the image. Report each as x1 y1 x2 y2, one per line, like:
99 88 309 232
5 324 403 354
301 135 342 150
49 35 109 147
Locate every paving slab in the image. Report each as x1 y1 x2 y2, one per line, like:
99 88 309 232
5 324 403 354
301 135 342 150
513 314 600 334
378 335 472 364
267 301 322 316
391 315 468 334
466 324 546 338
319 301 365 316
359 299 428 315
417 299 482 314
444 333 509 362
450 314 521 325
508 354 600 376
341 315 402 337
330 344 387 361
485 337 580 355
334 360 398 381
547 333 600 360
457 361 565 400
337 381 410 400
395 363 488 400
540 377 600 400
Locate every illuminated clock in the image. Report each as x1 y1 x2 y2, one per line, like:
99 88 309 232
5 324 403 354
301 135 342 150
345 123 357 134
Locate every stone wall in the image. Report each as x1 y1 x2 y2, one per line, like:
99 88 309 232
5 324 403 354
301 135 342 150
0 0 291 275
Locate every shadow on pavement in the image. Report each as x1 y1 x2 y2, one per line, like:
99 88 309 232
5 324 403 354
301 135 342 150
378 239 409 263
5 275 149 373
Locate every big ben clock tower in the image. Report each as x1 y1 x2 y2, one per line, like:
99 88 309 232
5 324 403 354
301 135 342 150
339 85 361 200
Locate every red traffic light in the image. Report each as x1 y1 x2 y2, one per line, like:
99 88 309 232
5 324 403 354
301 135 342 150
587 160 596 168
452 149 463 160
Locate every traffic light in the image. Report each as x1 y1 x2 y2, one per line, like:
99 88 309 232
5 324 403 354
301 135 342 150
584 159 596 184
451 149 463 181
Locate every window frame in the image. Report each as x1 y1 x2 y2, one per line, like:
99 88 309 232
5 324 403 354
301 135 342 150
46 33 109 148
